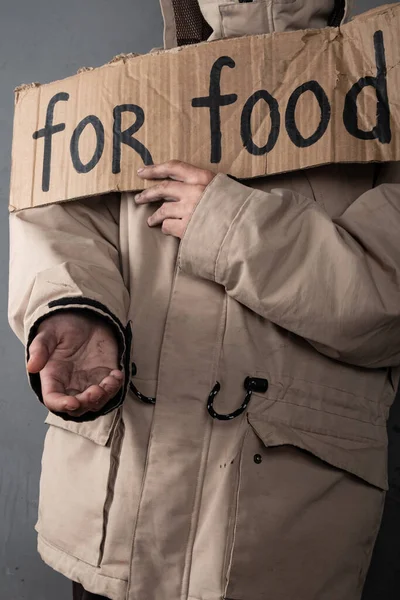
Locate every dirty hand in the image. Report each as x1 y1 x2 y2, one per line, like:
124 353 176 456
27 311 123 417
135 160 215 239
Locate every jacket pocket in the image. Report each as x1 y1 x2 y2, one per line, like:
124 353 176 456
219 1 270 38
35 410 122 567
223 420 386 600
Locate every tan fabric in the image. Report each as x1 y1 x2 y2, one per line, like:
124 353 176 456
161 0 350 48
9 160 400 600
223 441 384 600
8 1 400 599
37 440 384 600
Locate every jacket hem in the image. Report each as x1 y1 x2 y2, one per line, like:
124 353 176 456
37 535 128 600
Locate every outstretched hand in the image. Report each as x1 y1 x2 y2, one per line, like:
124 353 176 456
27 311 123 418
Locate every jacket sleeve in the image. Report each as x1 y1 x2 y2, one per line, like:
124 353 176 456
179 171 400 369
8 194 132 420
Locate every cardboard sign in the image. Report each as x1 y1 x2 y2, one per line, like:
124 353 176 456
9 3 400 211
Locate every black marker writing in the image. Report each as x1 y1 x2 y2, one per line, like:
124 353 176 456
192 57 238 163
33 92 69 192
70 115 105 174
112 104 153 174
285 81 331 148
241 90 280 155
344 30 391 143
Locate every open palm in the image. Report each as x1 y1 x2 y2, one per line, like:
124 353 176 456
28 311 123 417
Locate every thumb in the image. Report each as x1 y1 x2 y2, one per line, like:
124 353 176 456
27 330 57 373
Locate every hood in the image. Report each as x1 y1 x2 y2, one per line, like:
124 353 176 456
160 0 351 49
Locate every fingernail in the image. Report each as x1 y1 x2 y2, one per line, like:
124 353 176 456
134 194 141 203
137 168 145 174
65 405 78 411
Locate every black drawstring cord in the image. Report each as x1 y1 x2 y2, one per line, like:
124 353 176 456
129 381 156 405
130 362 156 405
130 361 268 417
207 377 268 421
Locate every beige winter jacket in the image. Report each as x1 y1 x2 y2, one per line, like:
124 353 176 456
8 1 400 599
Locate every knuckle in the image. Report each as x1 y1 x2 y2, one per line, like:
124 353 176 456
200 171 214 185
199 175 211 186
91 398 107 410
35 330 49 342
159 180 169 191
167 159 180 168
28 341 39 353
92 391 105 404
43 400 53 411
154 181 166 195
194 184 205 195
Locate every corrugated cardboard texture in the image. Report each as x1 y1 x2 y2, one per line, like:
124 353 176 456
9 3 400 211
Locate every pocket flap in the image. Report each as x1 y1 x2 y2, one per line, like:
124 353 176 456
248 416 388 490
219 1 271 38
45 409 119 446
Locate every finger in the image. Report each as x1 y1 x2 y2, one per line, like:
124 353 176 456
75 384 111 412
43 383 113 416
109 369 124 381
135 181 191 205
43 391 82 413
148 202 186 227
42 369 124 415
43 386 107 415
28 331 57 373
40 370 82 413
161 218 185 238
98 372 124 397
75 369 124 410
137 160 209 184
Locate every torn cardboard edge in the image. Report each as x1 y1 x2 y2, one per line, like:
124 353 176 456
9 3 400 211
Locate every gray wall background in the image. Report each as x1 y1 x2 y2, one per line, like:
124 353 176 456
0 1 398 599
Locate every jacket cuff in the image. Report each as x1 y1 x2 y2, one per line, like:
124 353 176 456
179 174 255 281
26 297 132 423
